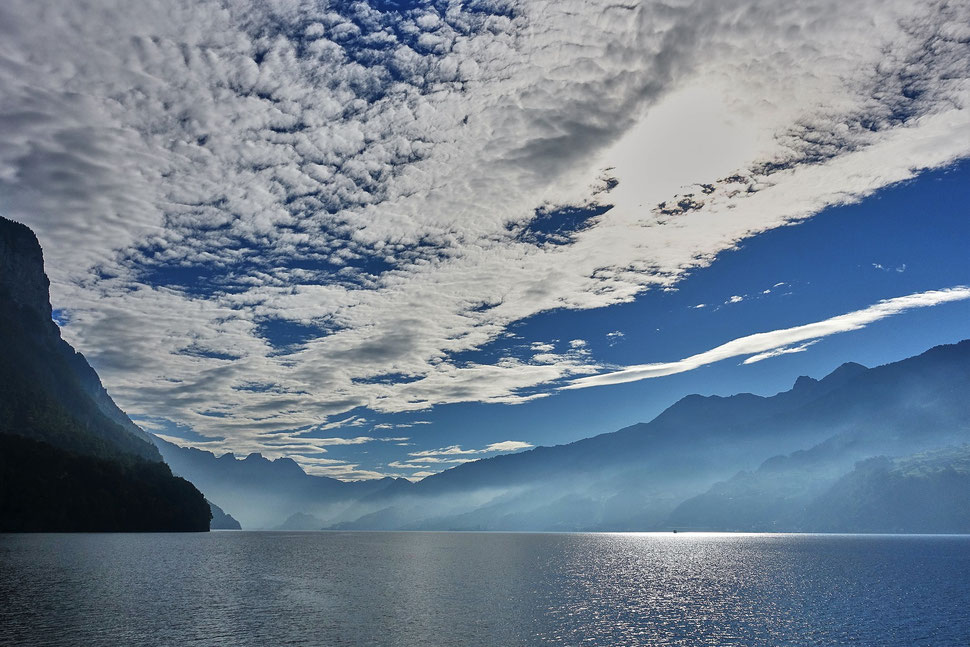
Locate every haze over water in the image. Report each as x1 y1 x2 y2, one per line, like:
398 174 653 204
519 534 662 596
2 532 968 646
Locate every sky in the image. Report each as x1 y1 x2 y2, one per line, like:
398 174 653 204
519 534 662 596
2 0 969 480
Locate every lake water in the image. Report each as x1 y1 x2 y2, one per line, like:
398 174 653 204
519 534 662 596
1 532 968 646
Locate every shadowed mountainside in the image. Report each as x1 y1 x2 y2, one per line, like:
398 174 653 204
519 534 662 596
0 216 210 532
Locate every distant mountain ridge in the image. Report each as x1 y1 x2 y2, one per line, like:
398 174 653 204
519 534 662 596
333 339 970 531
0 216 210 532
161 336 970 532
414 358 873 498
154 436 410 528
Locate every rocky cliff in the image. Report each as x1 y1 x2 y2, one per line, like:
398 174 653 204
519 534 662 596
0 216 210 531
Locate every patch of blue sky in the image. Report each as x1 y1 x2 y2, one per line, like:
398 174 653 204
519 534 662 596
255 318 334 352
352 371 424 385
511 202 613 247
176 344 243 361
51 308 70 327
133 246 395 298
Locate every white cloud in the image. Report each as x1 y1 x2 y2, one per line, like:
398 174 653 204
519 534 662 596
310 436 374 446
409 440 533 459
1 0 968 476
408 445 480 458
565 287 970 389
743 340 819 364
394 438 532 477
873 262 907 273
483 440 533 453
290 456 388 481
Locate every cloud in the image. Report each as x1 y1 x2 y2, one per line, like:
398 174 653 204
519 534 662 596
408 440 533 459
310 436 374 446
565 287 970 389
386 439 533 478
1 0 969 476
483 440 533 453
408 445 480 458
743 340 819 364
289 456 388 481
873 262 907 273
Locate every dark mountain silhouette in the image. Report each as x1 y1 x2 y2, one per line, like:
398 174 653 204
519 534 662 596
0 216 210 532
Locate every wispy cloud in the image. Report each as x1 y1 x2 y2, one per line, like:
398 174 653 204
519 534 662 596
743 341 820 364
565 287 970 389
408 440 533 458
873 262 907 273
386 439 533 479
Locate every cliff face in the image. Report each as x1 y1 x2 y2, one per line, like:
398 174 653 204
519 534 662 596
0 216 55 326
0 216 210 531
0 216 159 460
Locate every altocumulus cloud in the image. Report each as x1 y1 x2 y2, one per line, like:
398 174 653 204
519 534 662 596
2 0 970 476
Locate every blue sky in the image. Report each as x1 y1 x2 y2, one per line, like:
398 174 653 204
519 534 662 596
3 0 970 479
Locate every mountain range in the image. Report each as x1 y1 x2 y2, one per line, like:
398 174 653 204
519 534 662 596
159 338 970 531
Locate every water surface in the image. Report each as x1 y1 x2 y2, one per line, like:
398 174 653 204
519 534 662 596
1 532 967 646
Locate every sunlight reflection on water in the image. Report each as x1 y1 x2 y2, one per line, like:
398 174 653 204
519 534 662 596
1 532 967 646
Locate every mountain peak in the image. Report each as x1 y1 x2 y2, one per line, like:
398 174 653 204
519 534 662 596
821 361 868 385
0 216 55 331
792 375 818 390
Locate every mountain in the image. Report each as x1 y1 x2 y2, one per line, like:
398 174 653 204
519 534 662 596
330 340 970 530
208 500 242 530
0 216 210 532
805 445 970 533
666 341 970 531
275 512 324 530
154 435 411 528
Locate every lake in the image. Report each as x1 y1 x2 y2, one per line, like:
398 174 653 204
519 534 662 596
1 532 968 646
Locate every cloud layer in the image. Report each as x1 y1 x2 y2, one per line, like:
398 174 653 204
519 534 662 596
2 0 969 477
